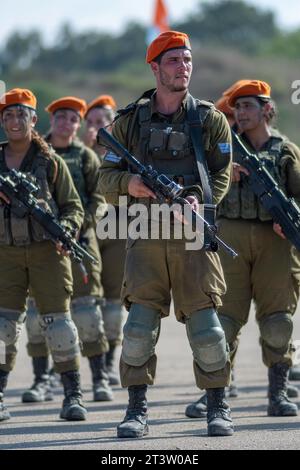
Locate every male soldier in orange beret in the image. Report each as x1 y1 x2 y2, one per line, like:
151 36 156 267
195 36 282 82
98 31 234 438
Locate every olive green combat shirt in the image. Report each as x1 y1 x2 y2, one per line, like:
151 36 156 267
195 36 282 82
0 141 84 233
241 132 300 206
47 137 106 230
98 92 232 206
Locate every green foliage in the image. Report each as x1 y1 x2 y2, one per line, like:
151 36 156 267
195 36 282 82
175 0 278 53
262 29 300 58
0 1 300 142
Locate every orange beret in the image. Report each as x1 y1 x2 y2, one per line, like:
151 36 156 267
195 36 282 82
222 80 246 98
146 30 191 63
46 96 87 118
228 80 271 107
0 88 37 113
215 95 234 117
85 95 116 116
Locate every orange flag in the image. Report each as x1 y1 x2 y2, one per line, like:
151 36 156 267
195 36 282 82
147 0 169 44
153 0 169 32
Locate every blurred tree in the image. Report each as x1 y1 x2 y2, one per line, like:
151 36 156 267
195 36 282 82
263 29 300 58
1 30 43 73
175 0 278 53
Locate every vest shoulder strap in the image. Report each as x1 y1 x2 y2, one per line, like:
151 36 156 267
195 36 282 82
186 94 213 206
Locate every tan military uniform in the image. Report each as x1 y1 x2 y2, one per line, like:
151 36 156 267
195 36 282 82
26 140 109 359
218 131 300 367
93 145 126 347
99 91 232 389
0 141 84 373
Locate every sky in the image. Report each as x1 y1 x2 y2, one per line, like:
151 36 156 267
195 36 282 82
1 0 300 44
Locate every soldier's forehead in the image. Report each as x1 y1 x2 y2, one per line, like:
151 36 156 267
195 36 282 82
3 104 30 113
163 48 192 59
235 96 260 106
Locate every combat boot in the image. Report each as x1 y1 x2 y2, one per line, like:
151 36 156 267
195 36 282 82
289 365 300 381
60 370 87 421
267 363 298 416
227 368 239 398
106 344 120 386
185 393 207 418
49 366 61 388
0 370 10 422
117 385 149 438
287 383 298 398
22 357 53 403
206 388 234 436
89 354 113 401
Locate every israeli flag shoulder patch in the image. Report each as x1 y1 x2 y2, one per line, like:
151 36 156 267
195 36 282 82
218 143 231 154
104 151 122 164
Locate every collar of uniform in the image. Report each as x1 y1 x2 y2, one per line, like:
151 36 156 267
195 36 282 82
240 132 276 153
2 141 37 172
150 91 188 122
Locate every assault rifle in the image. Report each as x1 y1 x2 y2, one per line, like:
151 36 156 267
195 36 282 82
97 128 238 258
0 169 97 267
232 131 300 251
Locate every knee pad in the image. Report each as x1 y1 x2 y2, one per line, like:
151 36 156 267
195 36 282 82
25 303 45 344
218 314 241 344
0 308 26 347
41 311 80 363
72 296 105 343
102 300 125 343
259 312 293 349
122 303 160 367
186 308 227 372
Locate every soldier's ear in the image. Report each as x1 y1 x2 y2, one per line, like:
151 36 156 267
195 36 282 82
31 113 38 128
150 61 159 74
262 101 272 118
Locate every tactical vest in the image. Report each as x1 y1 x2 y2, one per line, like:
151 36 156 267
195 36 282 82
54 141 88 207
0 142 59 246
127 97 212 188
218 134 287 221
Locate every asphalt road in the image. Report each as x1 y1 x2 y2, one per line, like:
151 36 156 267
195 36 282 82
1 302 300 450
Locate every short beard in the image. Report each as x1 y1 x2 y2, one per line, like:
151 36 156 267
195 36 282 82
159 71 189 93
167 84 188 93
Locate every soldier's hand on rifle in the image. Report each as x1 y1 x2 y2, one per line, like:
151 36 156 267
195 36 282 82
0 191 10 205
128 175 156 199
174 195 199 225
55 241 71 257
232 162 249 182
273 222 286 240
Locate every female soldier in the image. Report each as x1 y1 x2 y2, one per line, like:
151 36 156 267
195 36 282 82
0 88 86 421
187 80 300 419
22 96 113 403
84 95 126 385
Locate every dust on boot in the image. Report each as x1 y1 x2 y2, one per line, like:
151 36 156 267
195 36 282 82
117 385 149 438
206 388 234 436
185 393 207 418
106 343 120 386
0 370 10 422
60 370 87 421
22 357 53 403
268 363 298 416
89 354 113 401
